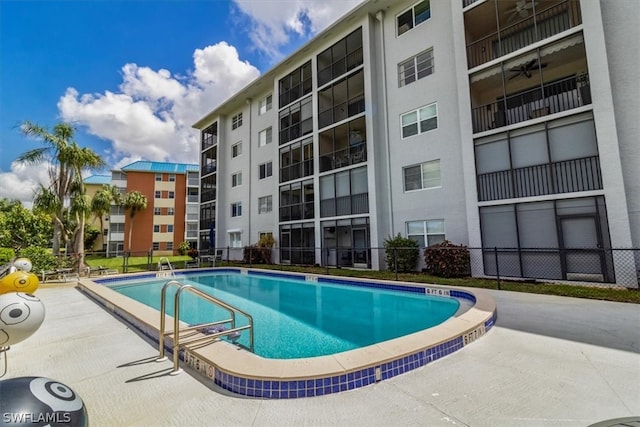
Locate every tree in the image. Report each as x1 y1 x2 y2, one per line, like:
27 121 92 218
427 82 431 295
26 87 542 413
121 191 148 252
0 199 52 252
17 121 106 260
90 184 121 244
384 234 420 273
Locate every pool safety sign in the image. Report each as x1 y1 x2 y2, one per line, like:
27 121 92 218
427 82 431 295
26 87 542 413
185 350 215 379
462 325 486 346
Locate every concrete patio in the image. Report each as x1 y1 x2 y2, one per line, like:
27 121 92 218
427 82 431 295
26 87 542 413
2 283 638 426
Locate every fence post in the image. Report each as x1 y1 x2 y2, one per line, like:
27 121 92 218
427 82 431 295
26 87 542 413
394 247 398 281
249 246 253 268
494 246 501 290
147 250 152 271
123 252 128 274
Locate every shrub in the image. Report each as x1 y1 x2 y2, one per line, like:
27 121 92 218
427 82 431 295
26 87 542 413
384 234 419 272
424 240 471 278
17 246 57 273
178 241 191 256
187 248 199 259
243 235 276 264
0 247 15 264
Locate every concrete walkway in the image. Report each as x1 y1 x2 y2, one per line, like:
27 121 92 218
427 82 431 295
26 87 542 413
2 284 638 427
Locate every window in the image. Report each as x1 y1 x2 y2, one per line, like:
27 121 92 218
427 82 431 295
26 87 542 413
403 159 441 191
259 127 272 146
230 232 242 248
259 95 272 115
109 223 125 233
399 48 434 87
152 242 160 250
168 191 175 199
153 225 160 233
154 191 161 199
279 179 314 221
397 0 431 36
259 232 273 241
407 219 445 247
258 195 273 214
168 207 174 216
232 172 242 187
279 97 313 145
280 138 313 182
317 27 363 87
317 69 365 129
232 113 243 130
166 242 173 250
259 162 273 179
231 202 242 217
169 174 176 182
168 225 174 233
154 207 161 215
232 142 242 158
155 173 162 181
401 103 438 138
319 166 369 217
279 61 312 108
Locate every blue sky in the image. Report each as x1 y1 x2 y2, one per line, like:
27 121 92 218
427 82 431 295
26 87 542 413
0 0 361 205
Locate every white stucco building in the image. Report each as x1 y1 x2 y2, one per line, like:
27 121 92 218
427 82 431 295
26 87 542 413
194 0 639 286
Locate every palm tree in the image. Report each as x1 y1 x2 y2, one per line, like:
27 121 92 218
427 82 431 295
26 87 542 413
18 121 106 257
121 191 148 252
90 185 116 242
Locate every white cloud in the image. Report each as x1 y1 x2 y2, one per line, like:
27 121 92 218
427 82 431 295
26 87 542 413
232 0 363 59
57 41 260 167
0 162 51 208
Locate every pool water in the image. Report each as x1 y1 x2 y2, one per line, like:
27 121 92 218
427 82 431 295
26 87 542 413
110 272 460 359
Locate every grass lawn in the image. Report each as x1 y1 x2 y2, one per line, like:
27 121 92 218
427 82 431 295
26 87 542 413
83 255 640 304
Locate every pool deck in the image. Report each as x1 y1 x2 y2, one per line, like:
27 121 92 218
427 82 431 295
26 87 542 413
2 282 639 426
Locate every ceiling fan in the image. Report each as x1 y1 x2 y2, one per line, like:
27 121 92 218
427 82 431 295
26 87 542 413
509 58 547 80
507 0 538 22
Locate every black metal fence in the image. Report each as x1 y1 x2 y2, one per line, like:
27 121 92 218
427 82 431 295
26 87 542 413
53 245 640 290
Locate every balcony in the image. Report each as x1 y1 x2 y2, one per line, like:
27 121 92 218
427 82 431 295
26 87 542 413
187 195 199 203
201 190 216 203
320 193 369 217
201 162 216 176
465 0 581 69
477 155 602 202
472 73 590 133
319 142 367 173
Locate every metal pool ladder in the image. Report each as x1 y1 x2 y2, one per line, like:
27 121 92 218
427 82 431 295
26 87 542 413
156 280 254 374
157 257 175 278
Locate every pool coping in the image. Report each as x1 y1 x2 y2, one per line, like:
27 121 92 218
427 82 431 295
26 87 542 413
77 267 497 399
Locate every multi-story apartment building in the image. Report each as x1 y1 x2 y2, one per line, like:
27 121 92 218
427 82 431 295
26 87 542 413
84 174 112 252
193 0 638 287
106 161 199 256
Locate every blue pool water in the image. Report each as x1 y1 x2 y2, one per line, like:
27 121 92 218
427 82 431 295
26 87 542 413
109 272 460 359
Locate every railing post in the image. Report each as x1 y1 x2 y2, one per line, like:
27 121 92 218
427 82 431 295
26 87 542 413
394 247 398 281
494 246 501 290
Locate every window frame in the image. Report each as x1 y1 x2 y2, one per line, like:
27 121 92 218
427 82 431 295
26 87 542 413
259 127 273 147
153 225 160 233
168 191 175 199
232 172 243 188
259 162 273 180
168 174 176 182
258 195 273 214
167 224 174 233
398 48 434 87
231 202 242 217
231 142 242 158
397 0 431 37
154 190 161 199
232 112 243 130
167 207 175 216
259 94 272 115
401 102 438 139
154 207 161 215
403 159 441 192
155 173 162 182
229 232 242 248
406 219 445 248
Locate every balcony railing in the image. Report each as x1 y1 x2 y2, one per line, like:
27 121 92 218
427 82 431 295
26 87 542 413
477 155 602 201
320 193 369 218
462 0 480 8
187 195 199 203
472 74 590 133
201 135 217 151
201 162 216 176
201 190 216 203
319 143 367 173
199 220 215 229
279 203 315 222
466 1 581 68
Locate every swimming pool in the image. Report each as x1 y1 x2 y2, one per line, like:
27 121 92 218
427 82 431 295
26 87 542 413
109 272 460 359
79 268 496 398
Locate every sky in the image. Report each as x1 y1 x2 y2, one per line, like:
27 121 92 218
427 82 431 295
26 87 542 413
0 0 362 206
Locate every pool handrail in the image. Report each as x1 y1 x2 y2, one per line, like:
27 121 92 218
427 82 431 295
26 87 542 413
156 280 255 374
157 257 175 277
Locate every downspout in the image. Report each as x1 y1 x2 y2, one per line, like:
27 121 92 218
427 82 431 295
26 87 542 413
376 10 395 236
246 98 252 245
